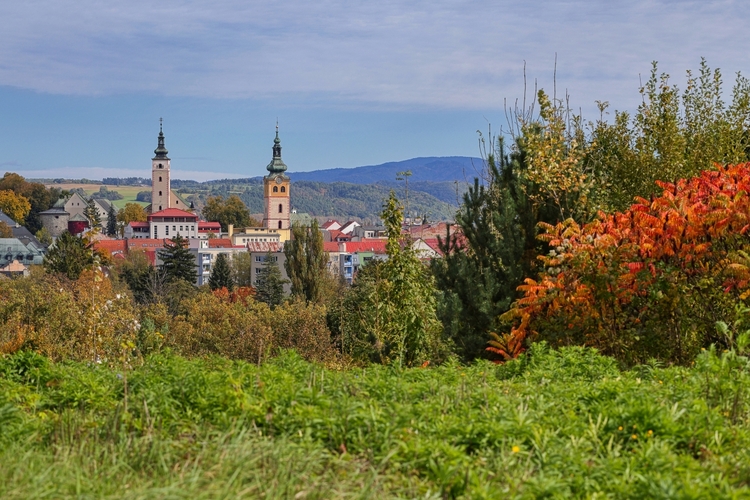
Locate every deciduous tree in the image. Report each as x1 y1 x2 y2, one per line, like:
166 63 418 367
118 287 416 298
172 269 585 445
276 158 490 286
0 190 31 224
284 220 328 303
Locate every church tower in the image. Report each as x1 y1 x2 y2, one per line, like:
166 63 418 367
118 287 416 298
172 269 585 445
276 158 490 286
263 125 291 230
151 118 171 213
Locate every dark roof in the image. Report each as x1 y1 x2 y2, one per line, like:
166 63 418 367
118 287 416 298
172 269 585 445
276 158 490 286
0 210 44 248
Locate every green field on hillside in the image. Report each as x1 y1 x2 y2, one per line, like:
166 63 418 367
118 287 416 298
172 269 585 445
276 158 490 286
2 343 750 498
47 184 149 209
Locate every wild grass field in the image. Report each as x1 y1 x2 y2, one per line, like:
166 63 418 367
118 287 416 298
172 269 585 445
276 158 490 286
46 184 148 209
2 343 750 499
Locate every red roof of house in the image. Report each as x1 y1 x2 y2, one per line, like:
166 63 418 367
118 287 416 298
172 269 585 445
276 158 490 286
328 229 350 241
94 240 128 255
199 221 222 231
339 221 360 234
127 238 172 249
208 238 235 248
148 208 198 220
323 242 340 253
344 240 388 254
128 221 150 228
321 219 340 230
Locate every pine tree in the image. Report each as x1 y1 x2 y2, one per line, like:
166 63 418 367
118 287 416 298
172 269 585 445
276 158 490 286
284 219 328 303
432 137 538 361
106 203 117 236
43 231 96 280
255 251 287 308
208 253 234 291
83 199 102 229
158 235 197 285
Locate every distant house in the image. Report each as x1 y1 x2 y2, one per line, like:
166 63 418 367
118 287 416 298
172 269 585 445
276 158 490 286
0 238 45 267
321 219 341 231
246 241 291 294
0 259 29 278
189 238 248 287
147 208 199 239
124 221 150 239
0 210 45 249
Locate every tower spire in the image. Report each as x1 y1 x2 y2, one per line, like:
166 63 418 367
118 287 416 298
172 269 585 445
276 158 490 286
153 117 169 159
266 122 287 173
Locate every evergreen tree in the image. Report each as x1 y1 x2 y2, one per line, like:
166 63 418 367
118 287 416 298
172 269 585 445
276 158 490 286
106 204 117 236
284 220 328 303
255 251 287 308
158 235 197 285
208 253 234 291
432 137 544 361
43 231 96 280
83 199 102 229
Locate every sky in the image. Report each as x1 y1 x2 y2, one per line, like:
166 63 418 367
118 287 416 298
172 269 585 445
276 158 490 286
0 0 748 181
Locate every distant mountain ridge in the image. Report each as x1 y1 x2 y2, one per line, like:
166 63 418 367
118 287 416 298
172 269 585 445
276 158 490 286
288 156 484 184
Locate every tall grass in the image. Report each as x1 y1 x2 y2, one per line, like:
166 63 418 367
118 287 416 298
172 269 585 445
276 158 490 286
2 344 750 498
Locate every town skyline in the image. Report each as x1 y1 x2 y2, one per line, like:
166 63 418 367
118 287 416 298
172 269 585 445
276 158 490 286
0 1 748 180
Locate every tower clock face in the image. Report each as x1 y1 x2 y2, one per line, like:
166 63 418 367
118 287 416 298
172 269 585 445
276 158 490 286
275 177 283 184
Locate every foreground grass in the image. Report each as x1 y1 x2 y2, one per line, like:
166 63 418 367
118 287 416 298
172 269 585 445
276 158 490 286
2 344 750 499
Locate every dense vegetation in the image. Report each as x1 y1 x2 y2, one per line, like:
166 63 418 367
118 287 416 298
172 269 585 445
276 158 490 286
3 344 750 498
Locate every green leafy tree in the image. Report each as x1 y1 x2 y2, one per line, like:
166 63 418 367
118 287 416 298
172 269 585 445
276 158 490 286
0 173 60 233
230 252 254 287
117 249 155 304
43 231 96 280
202 195 253 231
209 253 234 291
83 199 102 229
255 251 287 308
106 204 117 236
339 192 443 367
284 220 328 303
35 227 52 246
158 235 197 285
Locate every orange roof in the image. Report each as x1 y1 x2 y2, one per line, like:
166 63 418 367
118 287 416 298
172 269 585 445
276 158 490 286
323 242 340 253
128 221 150 228
199 221 222 230
246 242 283 253
94 240 128 255
127 238 172 248
208 238 234 248
148 208 198 220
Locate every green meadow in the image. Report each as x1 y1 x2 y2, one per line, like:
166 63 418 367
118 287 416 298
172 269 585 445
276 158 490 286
3 344 750 499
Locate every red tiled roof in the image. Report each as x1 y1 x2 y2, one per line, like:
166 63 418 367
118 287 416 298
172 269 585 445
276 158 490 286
128 222 150 228
148 208 198 220
323 242 340 253
199 221 222 230
127 238 172 249
321 219 340 230
208 238 234 248
94 240 128 255
343 240 388 254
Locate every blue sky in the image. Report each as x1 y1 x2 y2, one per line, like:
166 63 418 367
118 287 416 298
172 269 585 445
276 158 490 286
0 0 748 181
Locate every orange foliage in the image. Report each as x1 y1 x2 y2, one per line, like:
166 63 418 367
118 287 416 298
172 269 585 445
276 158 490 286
212 286 257 305
496 163 750 363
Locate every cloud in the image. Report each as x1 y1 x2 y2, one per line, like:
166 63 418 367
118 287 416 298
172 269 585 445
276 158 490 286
0 0 748 111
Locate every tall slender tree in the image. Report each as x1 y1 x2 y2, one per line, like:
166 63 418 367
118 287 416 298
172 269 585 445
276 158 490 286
106 204 117 236
284 220 328 303
255 251 287 308
208 253 234 291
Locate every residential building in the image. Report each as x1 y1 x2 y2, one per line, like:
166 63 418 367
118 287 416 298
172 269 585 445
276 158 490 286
148 208 199 239
0 238 45 267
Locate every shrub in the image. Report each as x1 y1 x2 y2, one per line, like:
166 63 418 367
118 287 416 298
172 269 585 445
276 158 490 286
501 163 750 365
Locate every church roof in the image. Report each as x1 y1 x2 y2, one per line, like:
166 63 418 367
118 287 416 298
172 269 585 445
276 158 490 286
265 125 288 177
153 118 169 160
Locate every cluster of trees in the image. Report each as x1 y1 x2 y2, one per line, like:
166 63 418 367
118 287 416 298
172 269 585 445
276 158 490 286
0 172 62 233
202 194 260 231
432 60 750 364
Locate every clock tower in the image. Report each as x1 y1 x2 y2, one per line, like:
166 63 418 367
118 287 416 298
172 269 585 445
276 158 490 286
151 118 171 213
263 125 291 230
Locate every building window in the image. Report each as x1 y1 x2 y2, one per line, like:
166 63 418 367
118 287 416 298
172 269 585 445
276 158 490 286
281 186 286 193
278 204 283 213
159 206 162 211
159 191 163 196
165 225 169 236
159 176 162 182
154 227 158 238
180 225 183 232
159 164 163 169
273 186 278 193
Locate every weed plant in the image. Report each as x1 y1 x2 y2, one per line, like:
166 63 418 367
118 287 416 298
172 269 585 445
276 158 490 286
3 343 750 498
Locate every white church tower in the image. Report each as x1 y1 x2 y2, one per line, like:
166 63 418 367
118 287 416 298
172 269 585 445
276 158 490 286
151 118 171 213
